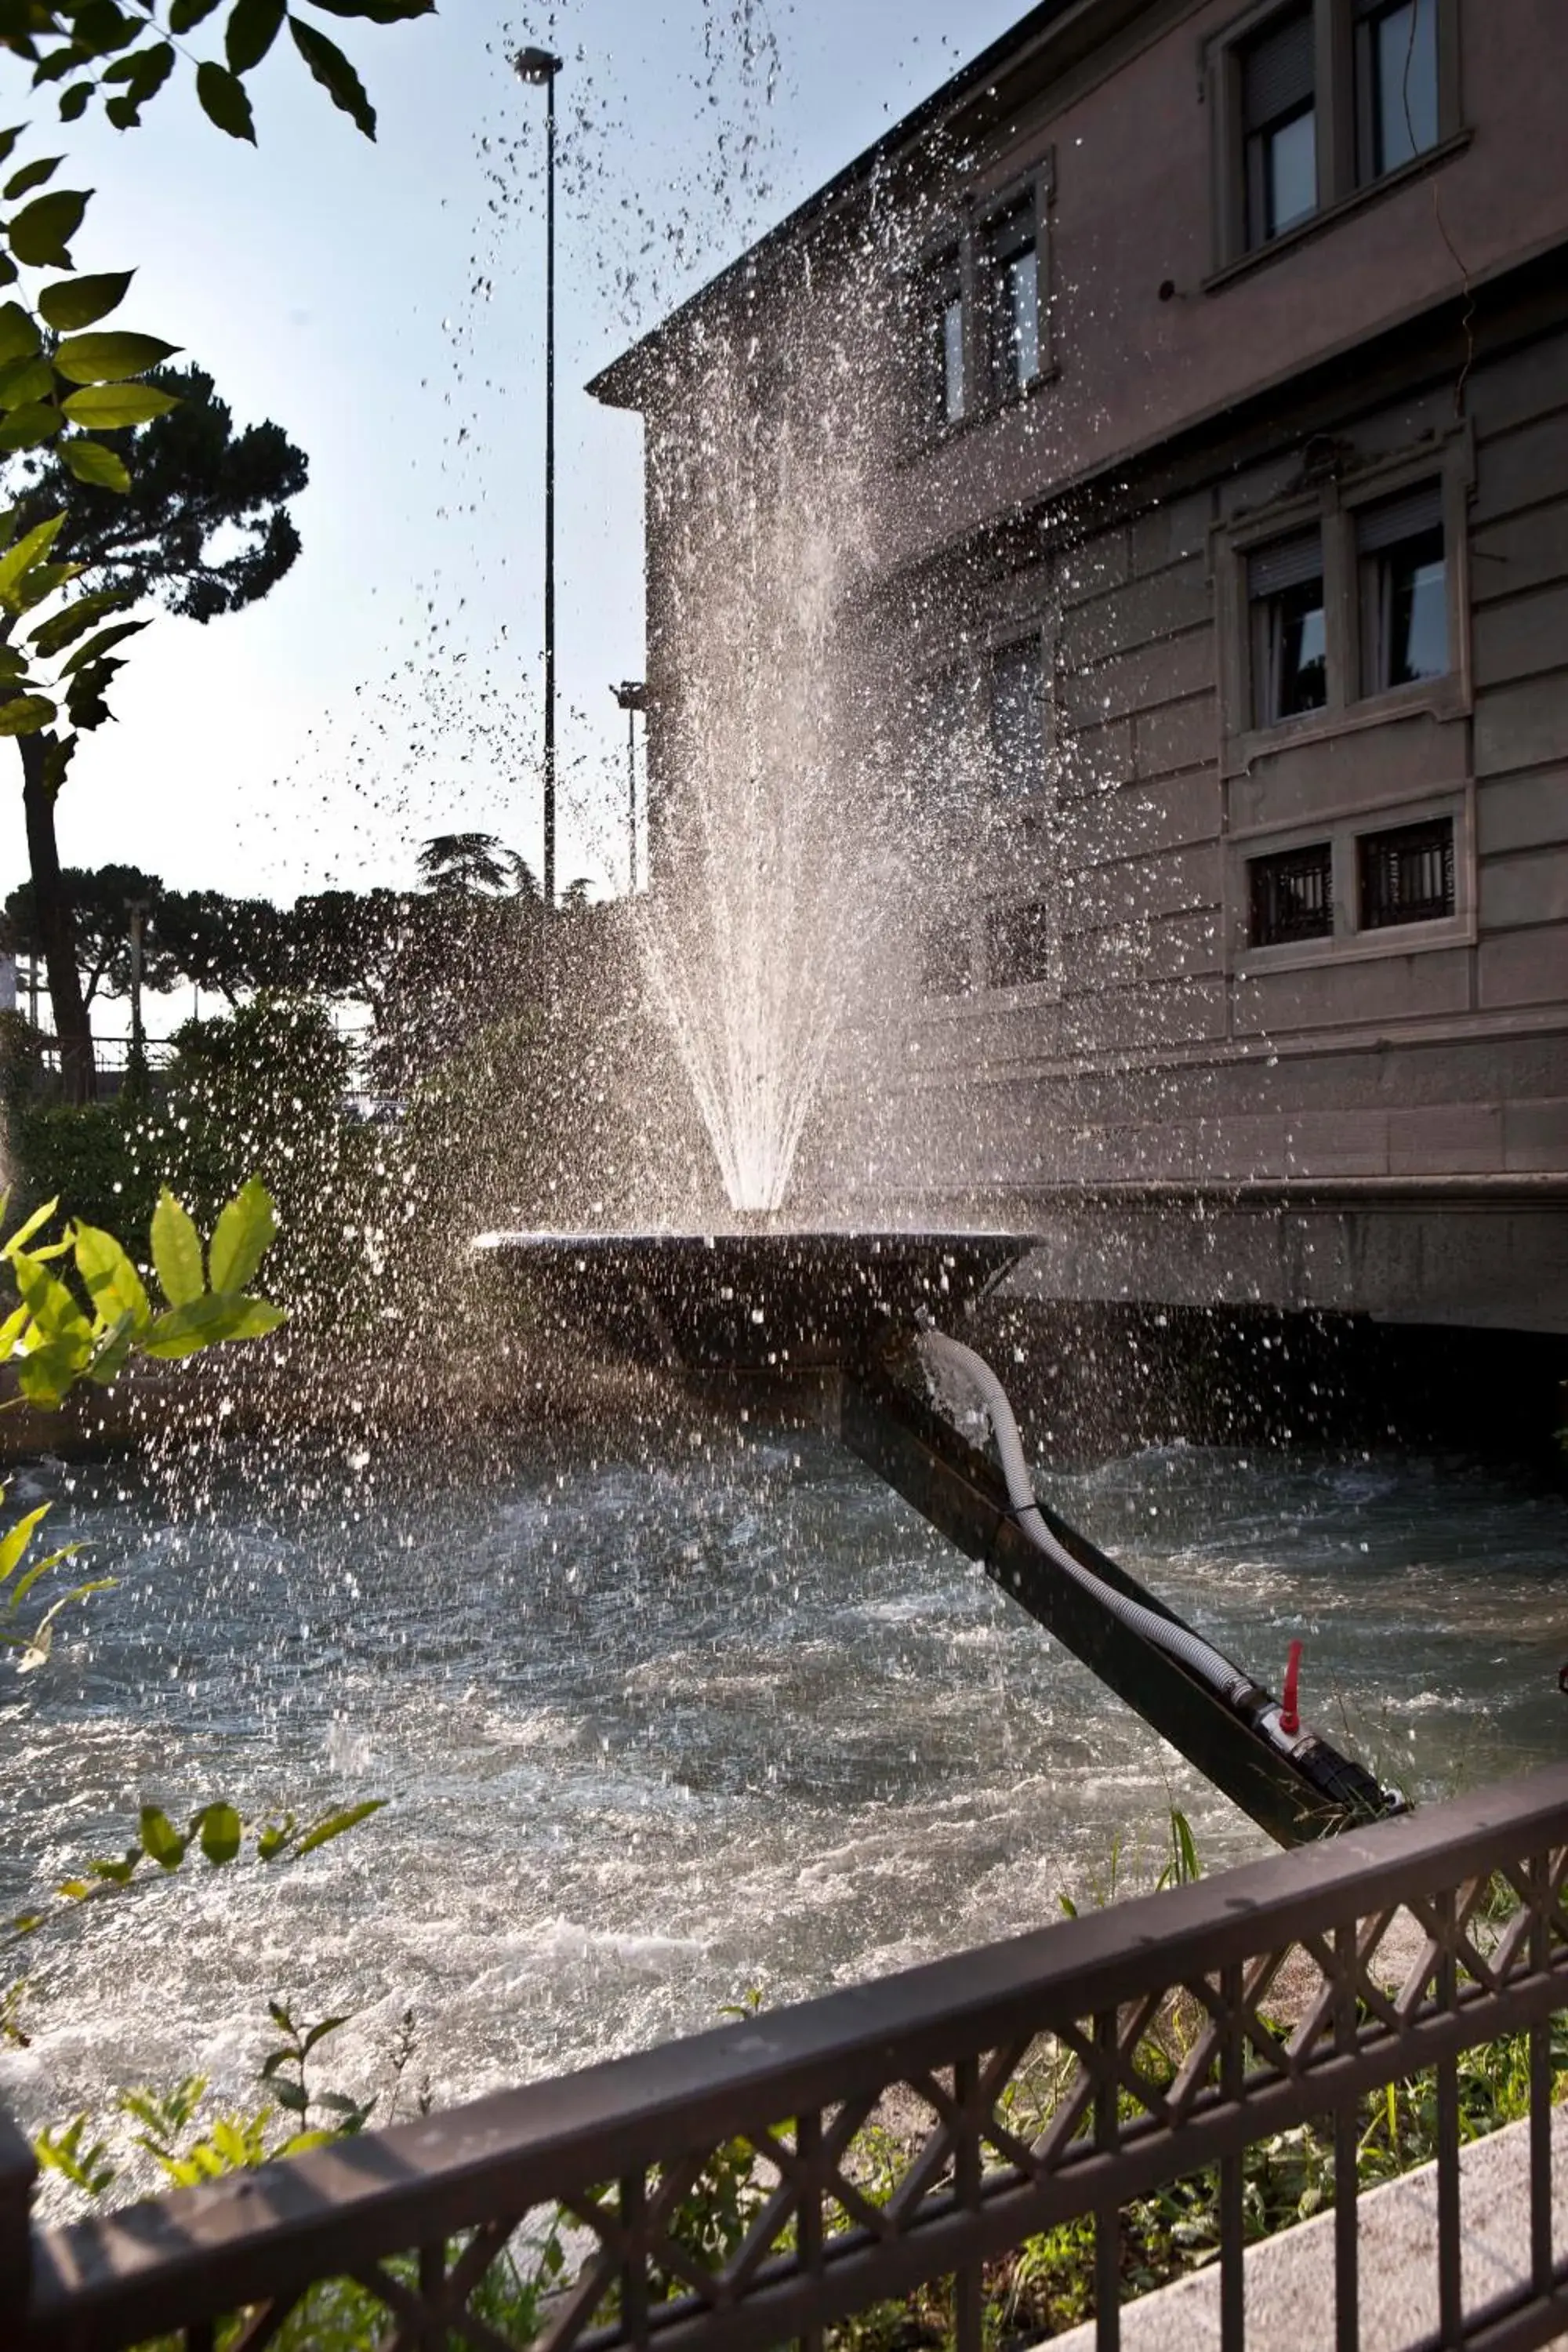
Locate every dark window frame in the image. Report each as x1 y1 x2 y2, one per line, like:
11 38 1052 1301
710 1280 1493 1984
1358 812 1455 930
985 898 1054 992
918 913 975 999
1207 0 1461 274
1223 445 1468 760
1248 840 1334 946
906 155 1055 448
988 630 1048 801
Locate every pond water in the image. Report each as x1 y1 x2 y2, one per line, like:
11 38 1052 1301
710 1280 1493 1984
4 1421 1567 2165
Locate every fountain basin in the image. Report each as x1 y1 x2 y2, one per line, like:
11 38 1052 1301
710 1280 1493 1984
472 1229 1032 1373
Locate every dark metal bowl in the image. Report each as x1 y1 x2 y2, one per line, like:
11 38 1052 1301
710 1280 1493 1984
473 1229 1033 1372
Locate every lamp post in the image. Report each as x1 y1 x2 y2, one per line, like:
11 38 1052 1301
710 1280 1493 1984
610 679 646 892
514 43 564 916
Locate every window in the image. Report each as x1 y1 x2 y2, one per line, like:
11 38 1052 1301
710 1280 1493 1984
1211 0 1457 271
985 198 1042 398
919 916 971 996
1357 481 1446 691
1359 815 1454 927
989 637 1046 797
986 899 1052 988
1249 532 1327 725
907 161 1052 441
924 248 965 429
1359 0 1439 178
1242 8 1318 245
1249 841 1334 945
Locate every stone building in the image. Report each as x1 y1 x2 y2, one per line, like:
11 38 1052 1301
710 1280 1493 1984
592 0 1568 1352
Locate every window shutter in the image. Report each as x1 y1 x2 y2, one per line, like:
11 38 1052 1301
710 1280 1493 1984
1243 9 1315 129
1355 481 1444 552
1248 531 1323 597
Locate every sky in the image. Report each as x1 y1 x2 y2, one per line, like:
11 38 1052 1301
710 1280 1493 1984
0 0 1027 927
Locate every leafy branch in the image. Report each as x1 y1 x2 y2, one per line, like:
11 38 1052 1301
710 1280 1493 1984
8 1792 385 1938
0 0 433 145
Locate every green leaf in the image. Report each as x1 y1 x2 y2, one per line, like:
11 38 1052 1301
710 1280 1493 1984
256 1813 297 1860
18 558 85 608
16 1578 116 1668
208 1178 277 1294
58 616 147 672
38 271 134 332
0 301 40 366
59 85 94 125
103 39 176 96
196 1802 242 1866
6 188 91 268
66 2 143 59
150 1185 203 1306
60 436 131 492
138 1806 187 1871
53 330 180 384
61 382 178 428
0 131 24 172
0 510 64 605
169 0 225 25
0 1504 49 1588
2 1196 60 1258
16 1336 91 1409
301 2013 350 2055
141 1294 285 1358
195 60 256 142
0 694 57 735
28 587 133 657
301 1 435 19
0 403 63 452
292 1799 385 1857
9 1541 85 1613
289 16 374 136
3 157 60 202
227 0 285 73
72 1221 151 1331
0 354 53 409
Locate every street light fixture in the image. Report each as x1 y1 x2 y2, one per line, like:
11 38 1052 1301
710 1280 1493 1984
513 43 564 916
611 679 647 893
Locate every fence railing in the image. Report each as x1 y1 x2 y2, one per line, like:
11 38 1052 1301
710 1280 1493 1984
9 1762 1568 2352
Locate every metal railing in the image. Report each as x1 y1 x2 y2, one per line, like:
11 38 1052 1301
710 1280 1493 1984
9 1762 1568 2352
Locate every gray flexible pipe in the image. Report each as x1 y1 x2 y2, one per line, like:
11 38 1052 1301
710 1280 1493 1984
917 1328 1259 1713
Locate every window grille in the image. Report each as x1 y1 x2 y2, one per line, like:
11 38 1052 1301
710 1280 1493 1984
1359 815 1454 929
1249 841 1334 946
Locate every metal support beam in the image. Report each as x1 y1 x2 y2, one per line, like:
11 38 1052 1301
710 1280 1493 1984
840 1353 1392 1849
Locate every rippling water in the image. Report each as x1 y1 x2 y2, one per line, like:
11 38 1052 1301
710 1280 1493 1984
4 1421 1566 2173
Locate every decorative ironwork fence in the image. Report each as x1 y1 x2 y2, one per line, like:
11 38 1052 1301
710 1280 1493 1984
9 1762 1568 2352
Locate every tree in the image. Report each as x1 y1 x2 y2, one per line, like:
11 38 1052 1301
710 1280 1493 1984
4 863 180 1018
416 833 537 899
154 887 290 1007
0 5 430 1105
2 368 308 1102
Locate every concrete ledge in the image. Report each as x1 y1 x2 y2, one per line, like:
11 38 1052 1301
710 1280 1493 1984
1052 2107 1568 2350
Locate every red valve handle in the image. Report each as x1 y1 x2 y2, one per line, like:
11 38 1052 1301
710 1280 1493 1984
1280 1639 1303 1737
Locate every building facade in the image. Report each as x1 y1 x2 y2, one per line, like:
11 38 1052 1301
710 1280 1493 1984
593 0 1568 1340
